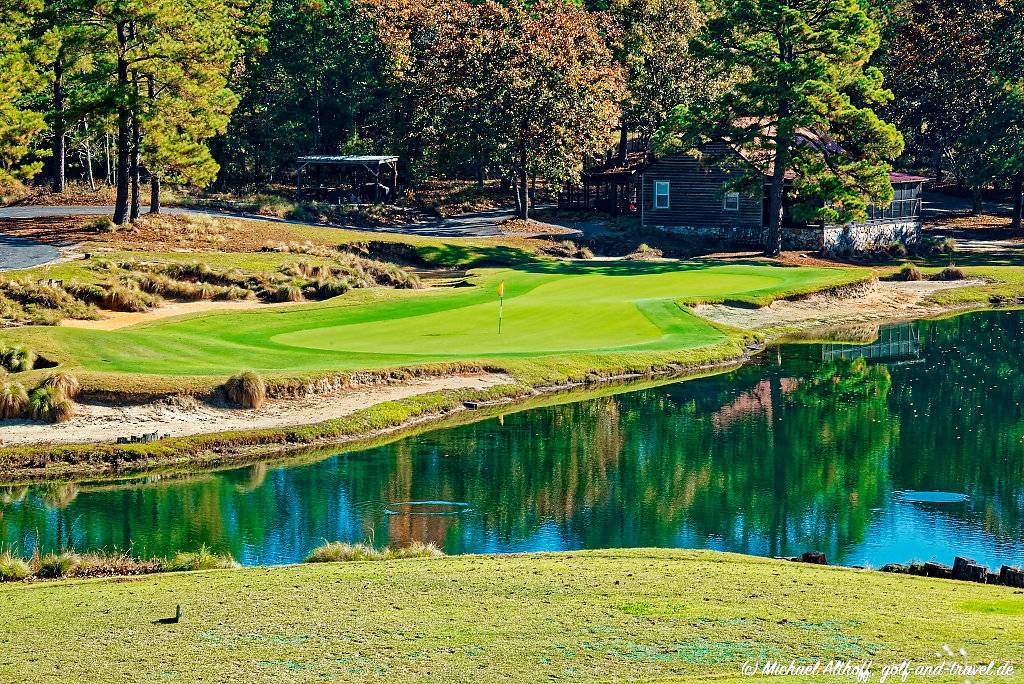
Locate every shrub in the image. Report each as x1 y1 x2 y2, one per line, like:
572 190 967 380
940 238 958 254
894 263 924 281
163 545 239 572
36 552 81 579
2 345 36 372
889 242 908 258
85 217 115 233
0 553 30 581
0 381 29 419
28 386 75 423
224 370 267 409
933 266 967 281
41 372 80 399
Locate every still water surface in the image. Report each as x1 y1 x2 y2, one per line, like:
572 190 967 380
3 310 1024 568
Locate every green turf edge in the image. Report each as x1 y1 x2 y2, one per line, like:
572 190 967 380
0 548 1020 684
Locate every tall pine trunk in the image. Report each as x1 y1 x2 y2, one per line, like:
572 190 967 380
148 76 160 214
129 71 141 221
112 23 131 225
1013 177 1023 233
51 55 66 193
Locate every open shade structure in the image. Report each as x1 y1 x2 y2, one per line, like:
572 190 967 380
296 155 399 204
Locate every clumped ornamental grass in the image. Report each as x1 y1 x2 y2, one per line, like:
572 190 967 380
27 386 75 423
0 344 37 372
223 371 267 409
40 371 80 399
0 546 239 582
0 380 29 419
0 552 31 581
304 541 443 563
163 545 240 572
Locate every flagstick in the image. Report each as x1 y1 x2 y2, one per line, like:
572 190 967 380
498 294 503 334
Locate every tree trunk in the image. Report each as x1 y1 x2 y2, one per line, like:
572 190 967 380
112 24 131 225
516 142 529 220
1012 177 1023 233
104 132 112 185
147 75 160 214
766 112 791 258
51 55 66 193
129 71 141 221
971 187 983 216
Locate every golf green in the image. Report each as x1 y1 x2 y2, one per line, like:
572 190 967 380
2 260 866 379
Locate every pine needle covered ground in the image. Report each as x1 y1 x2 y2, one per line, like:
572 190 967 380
0 549 1020 683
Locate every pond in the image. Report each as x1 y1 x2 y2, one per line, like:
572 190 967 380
3 310 1024 569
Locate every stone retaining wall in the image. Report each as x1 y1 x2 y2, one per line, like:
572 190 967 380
653 220 921 254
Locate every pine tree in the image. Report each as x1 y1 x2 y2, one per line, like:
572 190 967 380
0 0 49 188
657 0 904 256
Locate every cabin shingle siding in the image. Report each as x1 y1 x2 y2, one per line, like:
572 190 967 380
641 143 763 244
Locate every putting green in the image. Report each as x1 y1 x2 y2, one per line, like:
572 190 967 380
2 260 866 379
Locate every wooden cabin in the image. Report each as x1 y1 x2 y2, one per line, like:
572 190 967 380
639 143 927 253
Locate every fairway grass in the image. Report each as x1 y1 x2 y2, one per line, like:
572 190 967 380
0 549 1019 683
1 259 868 387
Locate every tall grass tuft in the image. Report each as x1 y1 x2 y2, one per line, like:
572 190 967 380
163 545 239 572
304 541 443 563
36 552 81 578
0 381 29 419
41 372 80 399
0 552 30 581
224 370 267 409
894 263 924 281
28 386 75 423
932 266 967 281
1 345 37 372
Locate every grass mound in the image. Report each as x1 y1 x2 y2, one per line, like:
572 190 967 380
223 371 267 409
0 549 1020 682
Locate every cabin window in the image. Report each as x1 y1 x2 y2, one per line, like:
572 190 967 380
654 181 670 209
723 189 741 211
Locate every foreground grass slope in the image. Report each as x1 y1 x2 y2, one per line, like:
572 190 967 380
0 549 1019 683
1 259 866 390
